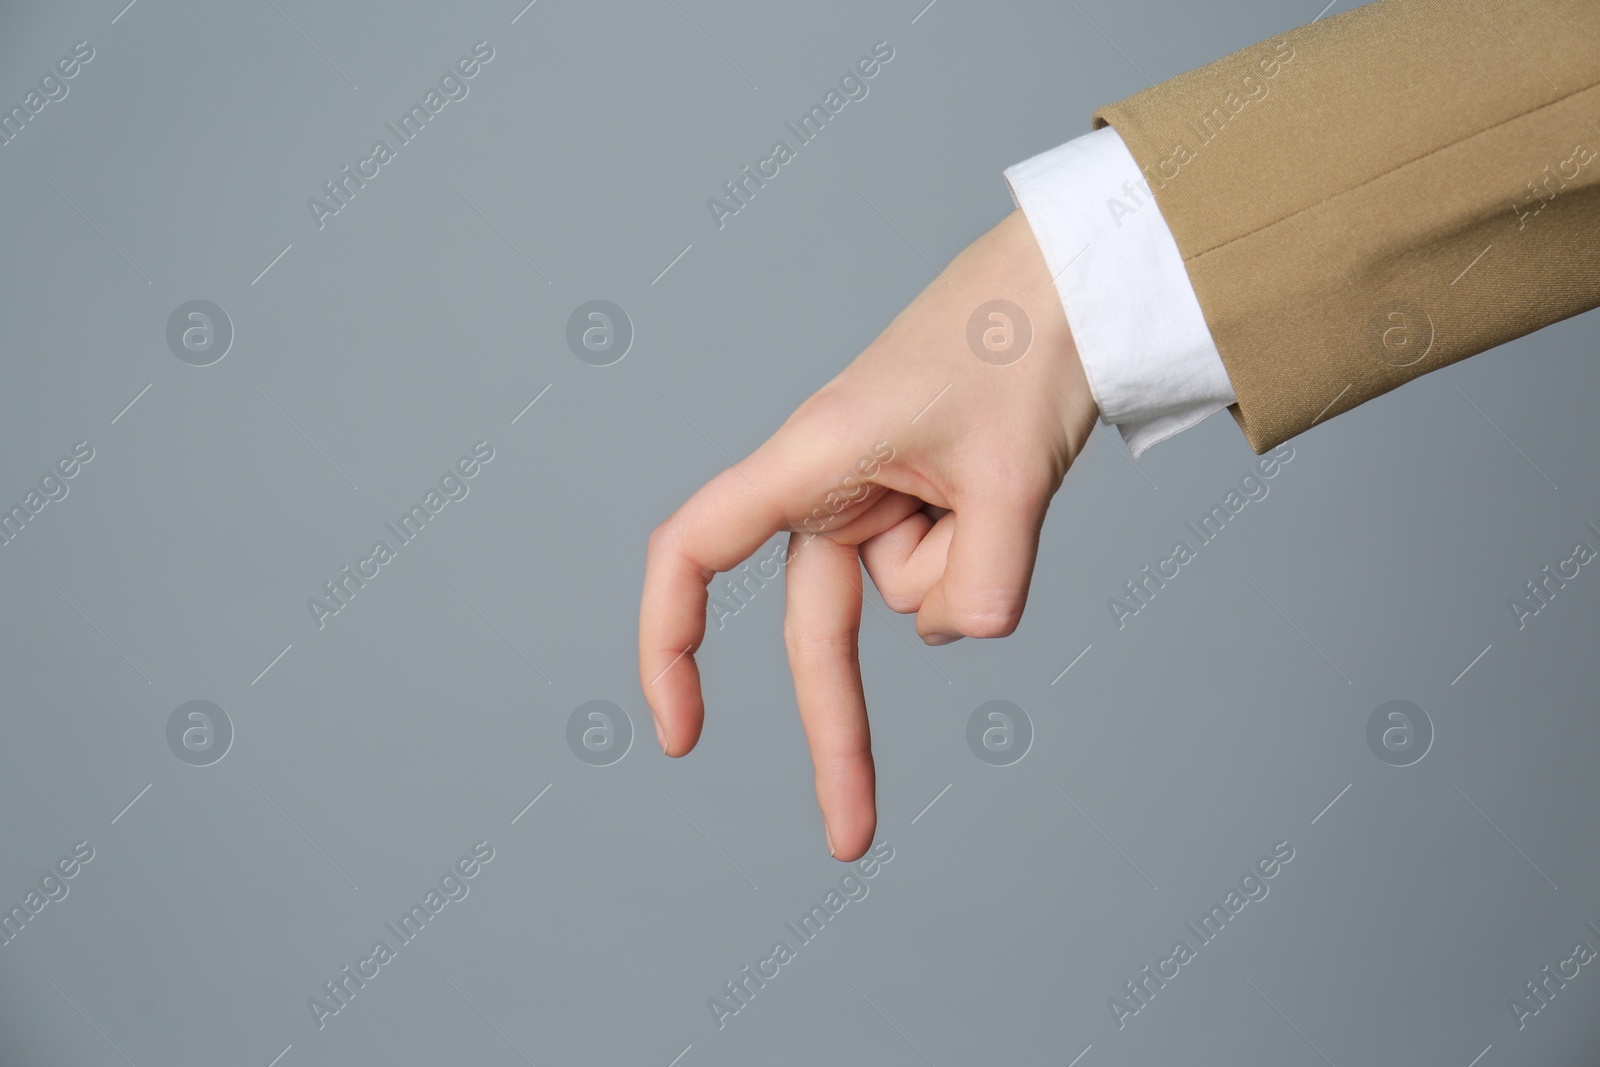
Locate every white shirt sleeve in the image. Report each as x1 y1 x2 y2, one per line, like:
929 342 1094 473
1003 126 1236 458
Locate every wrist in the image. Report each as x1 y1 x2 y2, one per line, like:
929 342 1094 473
989 209 1099 456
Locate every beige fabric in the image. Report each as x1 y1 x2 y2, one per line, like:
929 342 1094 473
1093 0 1600 452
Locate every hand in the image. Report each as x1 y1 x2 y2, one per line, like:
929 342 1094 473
638 209 1099 861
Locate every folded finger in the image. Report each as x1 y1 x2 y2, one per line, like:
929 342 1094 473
859 508 953 614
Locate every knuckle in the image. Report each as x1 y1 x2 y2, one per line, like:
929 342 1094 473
876 580 923 613
782 626 861 660
864 567 919 614
950 602 1025 639
882 592 922 614
646 517 681 558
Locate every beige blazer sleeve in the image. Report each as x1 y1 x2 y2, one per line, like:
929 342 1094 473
1092 0 1600 453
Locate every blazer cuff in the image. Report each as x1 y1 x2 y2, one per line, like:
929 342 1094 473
1004 126 1236 457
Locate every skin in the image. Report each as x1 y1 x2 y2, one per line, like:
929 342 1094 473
638 209 1099 861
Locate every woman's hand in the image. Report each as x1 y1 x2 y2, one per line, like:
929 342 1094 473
639 209 1099 860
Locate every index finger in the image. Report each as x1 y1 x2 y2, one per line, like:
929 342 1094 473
640 461 791 756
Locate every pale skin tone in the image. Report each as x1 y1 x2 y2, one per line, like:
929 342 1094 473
638 209 1099 861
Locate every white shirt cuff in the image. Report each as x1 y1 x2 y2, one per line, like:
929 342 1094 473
1004 126 1236 458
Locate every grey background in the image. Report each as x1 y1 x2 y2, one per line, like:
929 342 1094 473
2 0 1597 1064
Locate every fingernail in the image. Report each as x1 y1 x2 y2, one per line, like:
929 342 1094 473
653 714 668 754
824 820 836 858
924 632 961 646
